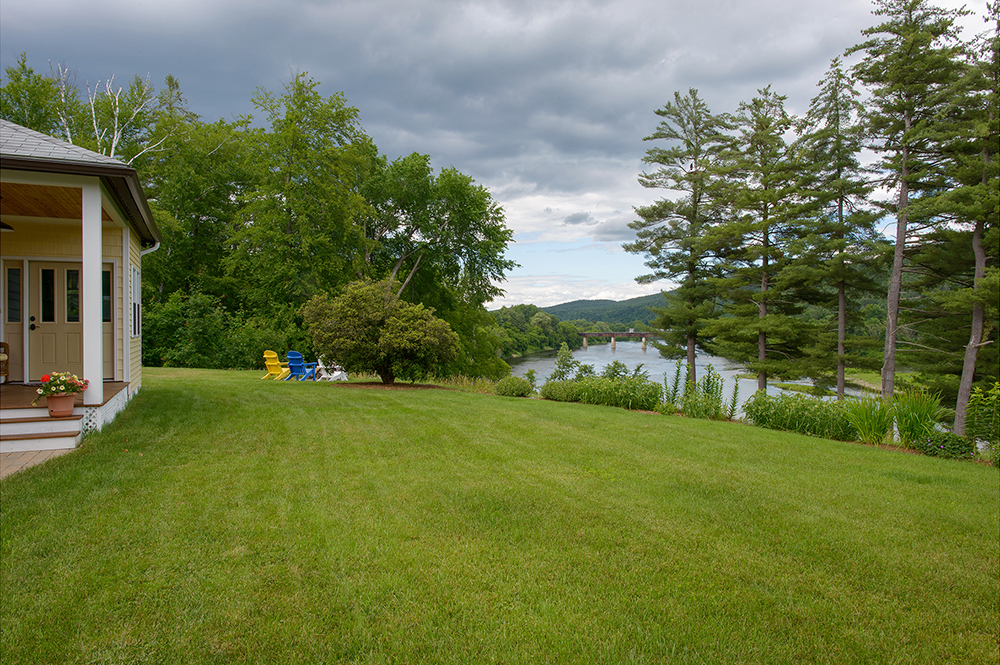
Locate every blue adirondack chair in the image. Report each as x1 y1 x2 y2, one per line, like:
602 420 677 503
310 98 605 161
284 351 317 381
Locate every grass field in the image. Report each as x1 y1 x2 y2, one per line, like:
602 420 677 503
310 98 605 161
1 368 997 664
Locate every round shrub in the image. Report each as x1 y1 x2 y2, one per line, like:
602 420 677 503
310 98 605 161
913 430 975 460
539 380 584 403
495 376 533 398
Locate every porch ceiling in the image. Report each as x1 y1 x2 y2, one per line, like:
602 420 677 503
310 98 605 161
0 182 114 223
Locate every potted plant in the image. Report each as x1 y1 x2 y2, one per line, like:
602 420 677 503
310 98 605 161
32 372 89 417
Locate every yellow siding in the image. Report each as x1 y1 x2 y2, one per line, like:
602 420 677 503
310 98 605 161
0 222 123 260
0 223 83 257
102 228 122 261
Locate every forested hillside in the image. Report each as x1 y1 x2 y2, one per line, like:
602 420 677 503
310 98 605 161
541 292 663 327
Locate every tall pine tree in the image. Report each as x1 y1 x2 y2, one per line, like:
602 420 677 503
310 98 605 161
702 87 814 391
899 4 999 431
624 89 730 382
847 0 968 400
790 58 884 398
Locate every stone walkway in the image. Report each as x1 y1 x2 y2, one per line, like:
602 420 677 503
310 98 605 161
0 449 73 480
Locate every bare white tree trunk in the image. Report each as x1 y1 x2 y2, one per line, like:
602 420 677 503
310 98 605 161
49 61 74 144
85 74 162 163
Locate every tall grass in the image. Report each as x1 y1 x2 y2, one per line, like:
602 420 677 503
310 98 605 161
576 376 662 411
664 358 686 407
893 390 948 447
681 364 727 420
842 395 894 446
742 392 857 441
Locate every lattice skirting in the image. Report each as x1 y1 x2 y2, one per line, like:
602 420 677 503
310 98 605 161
81 385 136 434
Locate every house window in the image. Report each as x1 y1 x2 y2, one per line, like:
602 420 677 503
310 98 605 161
66 269 80 322
5 268 20 323
103 270 112 323
131 266 141 337
41 269 55 322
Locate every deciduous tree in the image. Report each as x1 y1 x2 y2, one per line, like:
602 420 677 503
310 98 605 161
302 279 459 384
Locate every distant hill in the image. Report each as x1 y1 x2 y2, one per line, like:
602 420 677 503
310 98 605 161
541 292 665 326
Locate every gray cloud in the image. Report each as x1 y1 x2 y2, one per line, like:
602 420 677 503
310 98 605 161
563 212 597 226
2 0 986 304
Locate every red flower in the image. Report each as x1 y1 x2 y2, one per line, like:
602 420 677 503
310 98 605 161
40 374 51 382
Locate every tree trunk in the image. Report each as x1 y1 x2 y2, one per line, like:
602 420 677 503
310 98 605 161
838 280 846 399
953 215 986 437
687 334 697 385
836 190 846 400
758 232 769 392
882 125 910 402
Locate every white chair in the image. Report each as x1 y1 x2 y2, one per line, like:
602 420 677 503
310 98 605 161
316 361 348 381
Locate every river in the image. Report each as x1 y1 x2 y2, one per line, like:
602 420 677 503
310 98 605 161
506 341 808 411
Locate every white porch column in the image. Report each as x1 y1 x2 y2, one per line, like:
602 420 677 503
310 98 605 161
122 225 131 383
82 180 103 405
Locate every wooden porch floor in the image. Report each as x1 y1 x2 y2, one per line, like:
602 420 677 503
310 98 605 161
0 382 129 409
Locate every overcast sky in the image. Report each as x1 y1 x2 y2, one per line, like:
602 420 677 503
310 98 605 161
1 0 989 307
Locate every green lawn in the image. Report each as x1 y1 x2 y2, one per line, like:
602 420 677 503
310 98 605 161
2 368 997 664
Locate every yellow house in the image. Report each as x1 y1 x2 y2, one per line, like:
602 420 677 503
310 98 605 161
0 119 160 451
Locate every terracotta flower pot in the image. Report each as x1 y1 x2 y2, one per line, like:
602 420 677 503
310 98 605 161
46 393 76 417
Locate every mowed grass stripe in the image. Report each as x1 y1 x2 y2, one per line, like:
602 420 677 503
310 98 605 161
1 368 997 664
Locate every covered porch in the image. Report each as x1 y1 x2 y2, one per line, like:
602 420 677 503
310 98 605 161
1 120 160 459
0 381 131 458
0 380 130 409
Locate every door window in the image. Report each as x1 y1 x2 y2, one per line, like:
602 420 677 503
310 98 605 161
5 267 20 323
103 270 112 323
41 269 55 322
66 269 80 322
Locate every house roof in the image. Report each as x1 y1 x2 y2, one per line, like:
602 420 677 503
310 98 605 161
0 119 160 246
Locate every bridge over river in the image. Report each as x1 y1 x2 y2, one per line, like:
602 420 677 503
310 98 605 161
580 331 659 351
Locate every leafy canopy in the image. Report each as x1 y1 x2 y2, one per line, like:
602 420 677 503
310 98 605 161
302 279 459 384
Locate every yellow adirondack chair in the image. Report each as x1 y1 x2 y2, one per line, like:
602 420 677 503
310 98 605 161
261 350 290 380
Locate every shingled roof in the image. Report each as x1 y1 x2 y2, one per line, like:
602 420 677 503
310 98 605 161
0 119 160 245
0 119 126 167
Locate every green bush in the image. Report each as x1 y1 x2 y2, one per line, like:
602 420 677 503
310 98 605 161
577 376 662 412
547 343 580 382
495 376 533 397
977 442 999 467
893 391 947 447
968 382 1000 445
913 430 975 460
743 391 858 441
539 380 584 402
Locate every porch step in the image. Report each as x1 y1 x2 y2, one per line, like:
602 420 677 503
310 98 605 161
0 406 81 420
0 406 84 453
0 414 83 436
0 430 82 453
